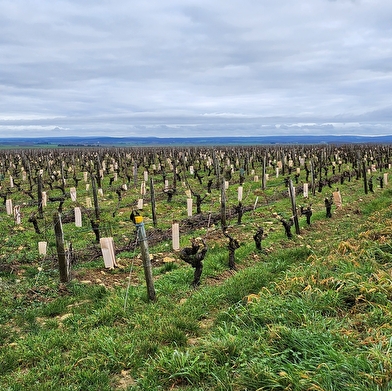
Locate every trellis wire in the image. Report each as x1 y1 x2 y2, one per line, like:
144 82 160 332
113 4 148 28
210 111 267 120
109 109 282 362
123 230 140 311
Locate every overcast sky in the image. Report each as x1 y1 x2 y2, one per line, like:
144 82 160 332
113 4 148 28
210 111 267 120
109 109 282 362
1 0 392 138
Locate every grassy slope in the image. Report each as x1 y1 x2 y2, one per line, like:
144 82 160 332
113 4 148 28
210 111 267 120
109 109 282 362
1 184 392 390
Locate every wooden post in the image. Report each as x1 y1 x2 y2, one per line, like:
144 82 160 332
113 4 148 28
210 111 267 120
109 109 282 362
53 212 70 283
220 179 227 230
172 156 177 189
310 160 316 196
135 216 156 301
150 177 157 227
27 161 33 189
37 174 44 219
363 161 368 194
213 149 221 188
356 153 362 179
91 174 100 220
319 153 322 184
133 161 138 186
261 155 267 190
95 157 102 188
288 179 300 235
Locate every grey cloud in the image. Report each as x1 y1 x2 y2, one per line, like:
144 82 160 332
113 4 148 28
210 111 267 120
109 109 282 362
1 0 392 138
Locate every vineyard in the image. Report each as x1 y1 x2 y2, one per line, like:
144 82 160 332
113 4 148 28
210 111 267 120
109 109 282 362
1 143 392 390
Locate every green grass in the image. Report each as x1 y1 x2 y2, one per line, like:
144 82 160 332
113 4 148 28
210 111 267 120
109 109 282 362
1 150 392 390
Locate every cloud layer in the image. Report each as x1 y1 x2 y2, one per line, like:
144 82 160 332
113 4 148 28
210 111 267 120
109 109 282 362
1 0 392 138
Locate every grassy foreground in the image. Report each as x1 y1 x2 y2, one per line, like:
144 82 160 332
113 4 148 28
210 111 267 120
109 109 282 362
1 187 392 390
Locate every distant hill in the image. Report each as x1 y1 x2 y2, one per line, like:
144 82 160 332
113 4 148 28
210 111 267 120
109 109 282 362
1 135 392 147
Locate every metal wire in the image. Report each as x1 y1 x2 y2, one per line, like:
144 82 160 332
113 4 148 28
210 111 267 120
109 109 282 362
123 228 140 312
